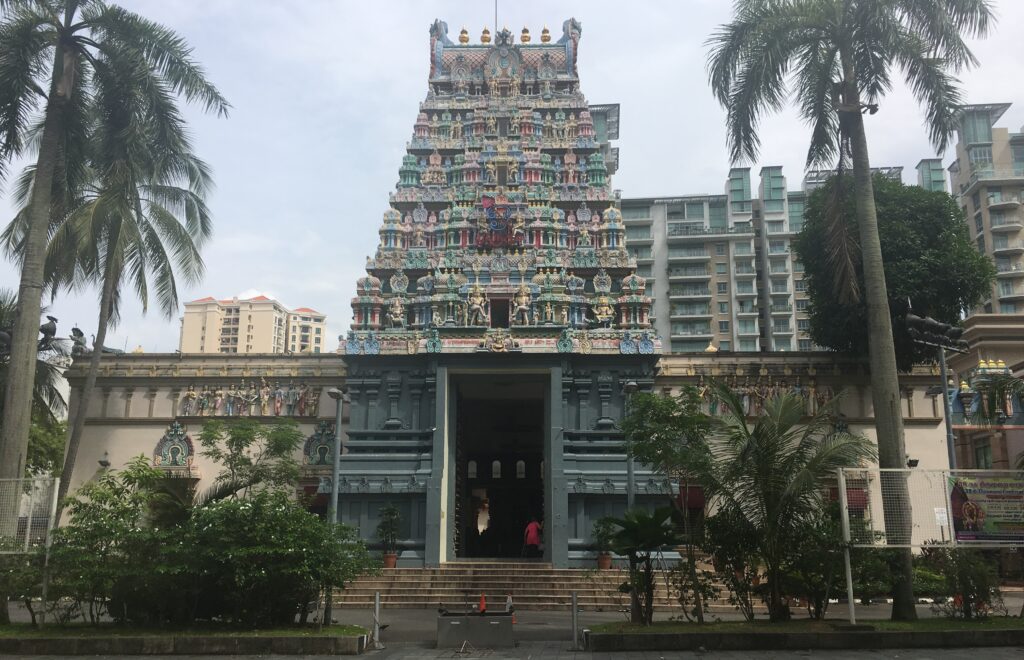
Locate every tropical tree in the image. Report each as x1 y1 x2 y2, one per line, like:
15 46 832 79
686 385 876 621
0 288 67 429
707 0 993 620
607 506 682 625
796 175 994 371
0 0 228 497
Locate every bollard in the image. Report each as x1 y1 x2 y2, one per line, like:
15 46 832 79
571 591 579 650
370 590 384 650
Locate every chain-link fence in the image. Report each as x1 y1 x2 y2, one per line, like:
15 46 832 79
837 468 1024 549
0 477 58 553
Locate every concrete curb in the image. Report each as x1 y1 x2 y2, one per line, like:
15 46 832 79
0 634 368 655
584 628 1024 652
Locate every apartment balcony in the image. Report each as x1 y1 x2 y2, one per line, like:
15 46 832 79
988 193 1022 211
996 263 1024 278
669 289 713 300
770 288 791 295
770 304 793 315
772 326 795 335
968 167 1024 190
668 270 712 281
667 225 755 240
734 266 757 278
670 309 714 319
625 235 653 245
735 307 759 316
667 251 711 261
990 216 1024 232
734 288 758 298
671 329 715 339
737 325 760 336
993 241 1024 256
998 286 1024 301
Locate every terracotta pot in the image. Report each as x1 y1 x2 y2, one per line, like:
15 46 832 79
597 552 613 570
382 552 398 569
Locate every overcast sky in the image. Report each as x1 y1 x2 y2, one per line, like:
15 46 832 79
2 0 1023 353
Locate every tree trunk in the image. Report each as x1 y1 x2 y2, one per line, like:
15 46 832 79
840 58 918 622
0 41 77 626
56 249 118 523
628 554 642 625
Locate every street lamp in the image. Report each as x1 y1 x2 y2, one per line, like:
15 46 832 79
904 309 969 469
624 380 638 510
326 387 346 524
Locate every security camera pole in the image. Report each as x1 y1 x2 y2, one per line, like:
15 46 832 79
904 304 969 470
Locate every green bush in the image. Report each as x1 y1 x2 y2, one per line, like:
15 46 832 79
917 547 1005 619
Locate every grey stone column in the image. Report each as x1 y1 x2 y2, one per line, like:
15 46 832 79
546 365 568 567
425 365 449 566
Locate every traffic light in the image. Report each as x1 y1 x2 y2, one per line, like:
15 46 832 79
905 313 969 350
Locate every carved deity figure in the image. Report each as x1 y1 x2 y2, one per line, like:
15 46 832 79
306 387 321 417
197 387 210 416
298 383 309 416
273 382 285 416
592 297 614 328
486 115 497 134
182 385 197 416
225 384 237 416
286 382 300 415
512 285 532 325
246 382 258 416
466 285 489 326
511 212 526 242
388 297 406 328
214 386 224 415
260 379 271 415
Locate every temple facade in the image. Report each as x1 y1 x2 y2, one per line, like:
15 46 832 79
62 19 956 569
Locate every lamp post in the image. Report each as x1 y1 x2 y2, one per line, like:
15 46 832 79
326 387 346 524
624 380 638 510
905 310 969 470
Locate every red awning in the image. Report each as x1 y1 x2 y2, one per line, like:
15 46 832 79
829 487 868 509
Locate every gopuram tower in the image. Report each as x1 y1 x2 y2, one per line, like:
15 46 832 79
341 20 661 567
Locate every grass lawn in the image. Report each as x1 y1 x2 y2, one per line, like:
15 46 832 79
591 617 1024 634
0 623 366 638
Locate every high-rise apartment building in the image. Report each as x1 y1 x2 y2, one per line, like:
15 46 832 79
624 164 917 354
948 103 1024 314
179 295 326 354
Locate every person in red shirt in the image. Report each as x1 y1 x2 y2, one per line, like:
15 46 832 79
523 517 543 558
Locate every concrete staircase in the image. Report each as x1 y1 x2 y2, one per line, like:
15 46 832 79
334 561 687 611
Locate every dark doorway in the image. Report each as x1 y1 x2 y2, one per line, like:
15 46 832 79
453 375 545 559
490 299 509 328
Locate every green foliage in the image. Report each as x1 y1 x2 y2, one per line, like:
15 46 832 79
591 516 617 554
795 175 995 370
0 288 69 428
669 559 720 624
375 504 401 554
620 387 710 479
197 419 302 494
703 507 760 621
607 507 681 625
782 507 846 620
918 547 1005 619
26 415 65 477
33 440 372 628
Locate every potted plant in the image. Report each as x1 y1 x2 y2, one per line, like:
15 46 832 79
376 504 401 569
592 517 617 570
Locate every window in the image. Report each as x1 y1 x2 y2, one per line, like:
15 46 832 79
467 461 477 478
492 460 501 479
799 339 813 351
974 443 993 469
766 220 785 233
739 339 758 351
1000 302 1017 313
715 243 727 255
719 321 730 332
798 319 810 331
720 341 731 351
977 235 986 253
622 206 650 219
796 299 808 311
717 282 729 294
718 302 729 313
975 213 984 233
516 460 526 479
626 226 650 239
769 239 787 254
1013 144 1024 166
629 246 652 259
715 262 727 274
738 320 757 334
793 261 804 273
968 145 993 168
775 337 791 350
795 280 806 292
685 201 705 219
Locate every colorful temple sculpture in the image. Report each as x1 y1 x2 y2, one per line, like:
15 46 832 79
340 19 661 567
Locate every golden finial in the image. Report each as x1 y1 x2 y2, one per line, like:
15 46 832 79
997 359 1007 369
481 27 491 44
705 341 719 353
521 27 531 43
960 380 970 392
459 26 469 44
541 25 551 43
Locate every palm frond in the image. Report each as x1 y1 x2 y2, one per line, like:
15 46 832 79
0 5 54 181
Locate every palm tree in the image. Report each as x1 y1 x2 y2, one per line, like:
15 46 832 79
689 385 876 621
0 0 228 490
0 288 67 427
706 0 993 620
607 506 681 626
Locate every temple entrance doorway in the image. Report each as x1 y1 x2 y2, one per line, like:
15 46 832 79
453 374 545 559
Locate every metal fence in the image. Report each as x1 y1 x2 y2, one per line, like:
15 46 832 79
0 476 59 554
837 468 1024 549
